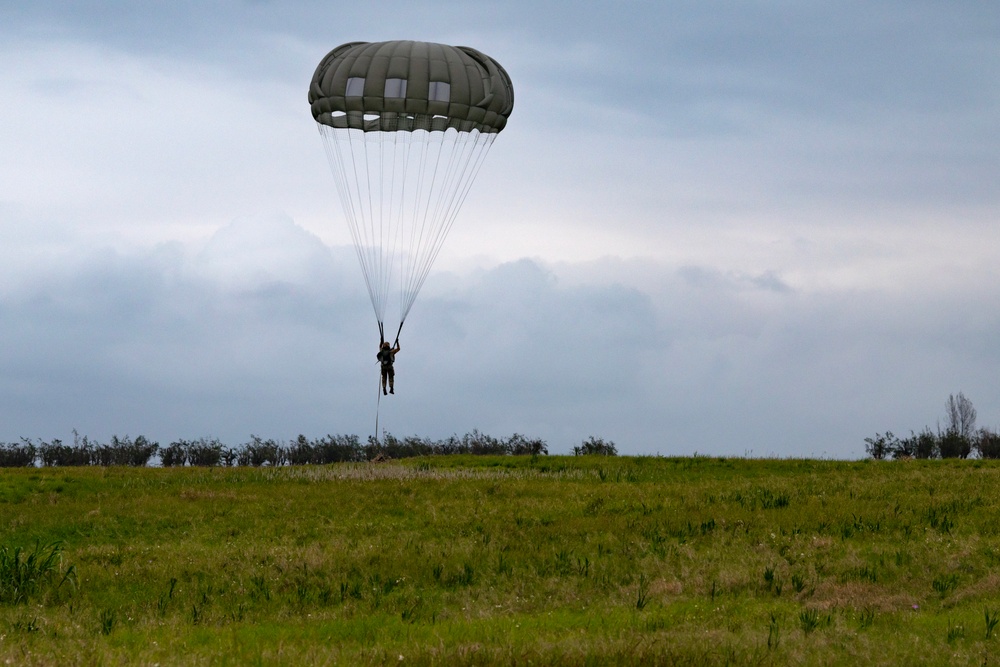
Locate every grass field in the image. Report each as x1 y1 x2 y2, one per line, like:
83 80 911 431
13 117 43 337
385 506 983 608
3 456 1000 665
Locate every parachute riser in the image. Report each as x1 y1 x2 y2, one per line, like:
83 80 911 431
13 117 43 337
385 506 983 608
376 320 403 348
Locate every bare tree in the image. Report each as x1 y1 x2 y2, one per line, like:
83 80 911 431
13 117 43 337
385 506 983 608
945 392 977 439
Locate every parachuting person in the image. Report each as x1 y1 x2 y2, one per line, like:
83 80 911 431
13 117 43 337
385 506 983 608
377 340 401 395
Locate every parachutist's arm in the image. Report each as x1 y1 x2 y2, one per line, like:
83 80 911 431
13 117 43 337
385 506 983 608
393 343 400 354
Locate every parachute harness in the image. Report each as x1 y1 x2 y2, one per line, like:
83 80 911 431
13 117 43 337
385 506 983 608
373 331 400 442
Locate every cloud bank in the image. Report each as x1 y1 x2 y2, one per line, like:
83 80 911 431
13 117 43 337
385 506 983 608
3 214 998 457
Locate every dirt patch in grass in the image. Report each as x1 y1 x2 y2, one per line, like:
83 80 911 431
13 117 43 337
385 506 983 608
809 580 917 612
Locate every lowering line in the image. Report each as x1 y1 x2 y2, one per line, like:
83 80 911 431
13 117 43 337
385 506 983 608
374 366 383 445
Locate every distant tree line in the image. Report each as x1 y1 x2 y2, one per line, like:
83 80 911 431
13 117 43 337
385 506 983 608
865 392 1000 460
0 430 627 468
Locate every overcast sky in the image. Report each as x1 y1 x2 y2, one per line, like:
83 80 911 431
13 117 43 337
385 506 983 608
2 1 998 457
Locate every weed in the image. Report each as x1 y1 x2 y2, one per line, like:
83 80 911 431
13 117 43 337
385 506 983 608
296 581 311 605
401 600 421 623
156 577 178 615
635 574 650 610
250 574 272 602
496 553 512 577
799 608 820 634
763 565 782 595
856 565 878 583
10 615 40 633
791 573 806 593
0 541 76 604
459 562 475 587
584 497 605 516
99 608 117 635
859 607 876 629
554 549 572 575
933 574 959 598
947 619 965 643
986 607 999 640
760 488 790 509
926 506 955 533
728 487 789 510
767 612 780 651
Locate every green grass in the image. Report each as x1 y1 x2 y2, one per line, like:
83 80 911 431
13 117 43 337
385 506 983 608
3 456 1000 664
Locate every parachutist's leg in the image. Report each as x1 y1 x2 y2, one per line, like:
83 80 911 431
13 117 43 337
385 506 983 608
381 369 388 395
389 368 395 394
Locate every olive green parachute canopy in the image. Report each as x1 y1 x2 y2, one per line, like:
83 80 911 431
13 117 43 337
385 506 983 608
309 40 514 133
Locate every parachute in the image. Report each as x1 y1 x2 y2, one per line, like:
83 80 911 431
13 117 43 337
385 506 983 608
308 40 514 344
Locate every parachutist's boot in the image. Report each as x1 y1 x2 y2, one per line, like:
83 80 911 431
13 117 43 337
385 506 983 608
390 386 394 394
383 386 388 395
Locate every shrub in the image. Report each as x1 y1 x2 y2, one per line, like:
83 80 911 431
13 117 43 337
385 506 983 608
188 438 227 466
237 436 286 467
462 429 506 456
0 440 36 467
912 428 939 459
976 429 1000 459
505 433 548 456
865 432 897 460
39 438 92 467
939 429 972 459
286 434 317 465
314 434 363 463
95 435 159 467
892 429 937 459
365 433 429 460
160 441 188 467
574 436 618 456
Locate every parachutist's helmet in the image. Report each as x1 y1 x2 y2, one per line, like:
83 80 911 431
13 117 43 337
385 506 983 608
382 342 390 349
